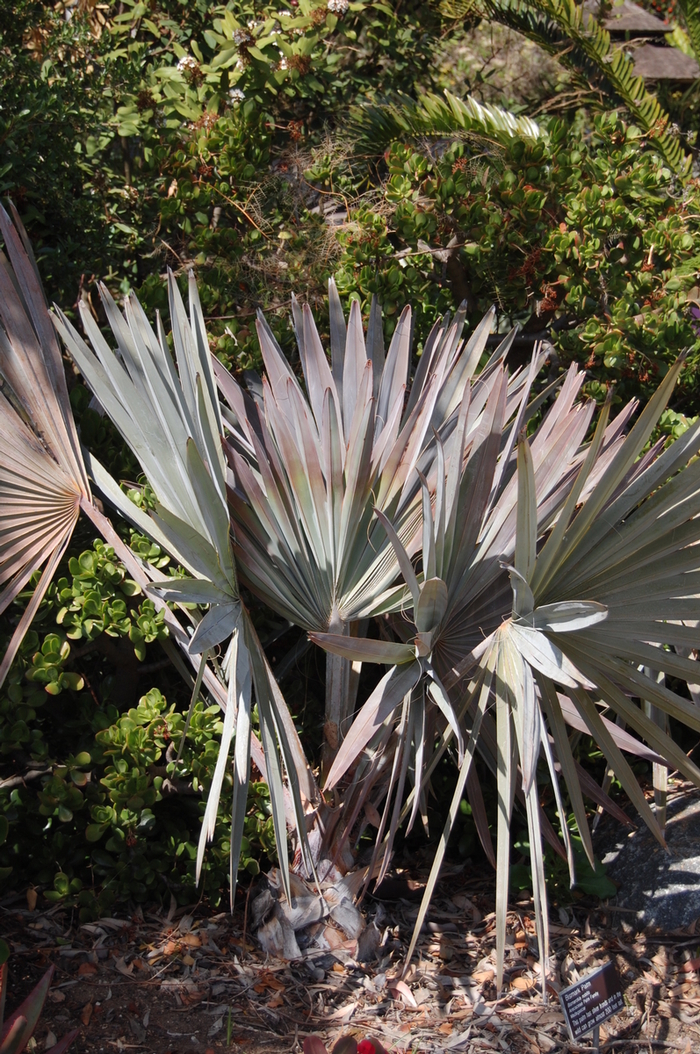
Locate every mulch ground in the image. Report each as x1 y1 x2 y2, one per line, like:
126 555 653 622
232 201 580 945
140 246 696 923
3 866 700 1054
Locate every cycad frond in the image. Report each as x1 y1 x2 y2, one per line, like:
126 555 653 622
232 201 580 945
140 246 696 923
487 0 689 172
349 89 542 155
676 0 700 61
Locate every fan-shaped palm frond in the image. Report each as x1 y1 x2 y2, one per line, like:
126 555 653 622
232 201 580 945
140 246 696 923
217 284 542 767
349 88 542 155
0 208 307 891
52 275 313 901
313 341 700 987
0 204 91 687
312 355 608 886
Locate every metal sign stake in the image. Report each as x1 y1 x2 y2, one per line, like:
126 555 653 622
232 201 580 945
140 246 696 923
559 962 623 1048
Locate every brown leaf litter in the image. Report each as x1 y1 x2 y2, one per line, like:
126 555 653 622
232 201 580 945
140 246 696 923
2 865 700 1054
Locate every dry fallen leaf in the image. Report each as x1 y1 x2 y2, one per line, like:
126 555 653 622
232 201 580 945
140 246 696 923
514 931 528 951
388 979 418 1007
254 971 286 992
26 888 37 912
179 983 204 1006
473 970 495 984
180 934 202 948
114 957 134 977
81 1002 93 1026
78 962 98 976
324 1003 355 1022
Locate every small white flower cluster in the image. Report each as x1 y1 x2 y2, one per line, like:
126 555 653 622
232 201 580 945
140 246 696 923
327 0 349 14
232 28 253 45
278 56 289 70
177 54 199 74
229 88 246 103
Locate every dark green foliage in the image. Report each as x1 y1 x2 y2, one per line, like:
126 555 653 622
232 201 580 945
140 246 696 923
0 539 276 917
326 115 700 405
0 0 444 316
3 0 698 393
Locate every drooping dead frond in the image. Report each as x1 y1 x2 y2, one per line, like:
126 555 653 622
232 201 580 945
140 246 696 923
0 204 90 685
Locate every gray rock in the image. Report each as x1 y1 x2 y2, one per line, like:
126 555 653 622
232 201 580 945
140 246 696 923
597 790 700 931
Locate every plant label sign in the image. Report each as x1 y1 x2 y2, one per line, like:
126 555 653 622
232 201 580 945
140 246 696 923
559 962 624 1042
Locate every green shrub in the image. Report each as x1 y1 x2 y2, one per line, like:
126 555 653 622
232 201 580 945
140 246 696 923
0 539 277 918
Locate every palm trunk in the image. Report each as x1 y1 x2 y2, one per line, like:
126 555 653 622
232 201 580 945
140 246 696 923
322 615 351 777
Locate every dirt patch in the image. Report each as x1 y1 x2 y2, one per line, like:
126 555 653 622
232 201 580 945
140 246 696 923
3 868 700 1054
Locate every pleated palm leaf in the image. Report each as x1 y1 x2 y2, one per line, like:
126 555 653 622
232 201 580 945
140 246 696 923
0 202 210 687
315 352 700 987
52 275 313 900
216 284 541 766
0 204 92 688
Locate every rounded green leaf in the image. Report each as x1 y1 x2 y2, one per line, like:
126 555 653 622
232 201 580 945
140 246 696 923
53 872 70 897
85 823 109 843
